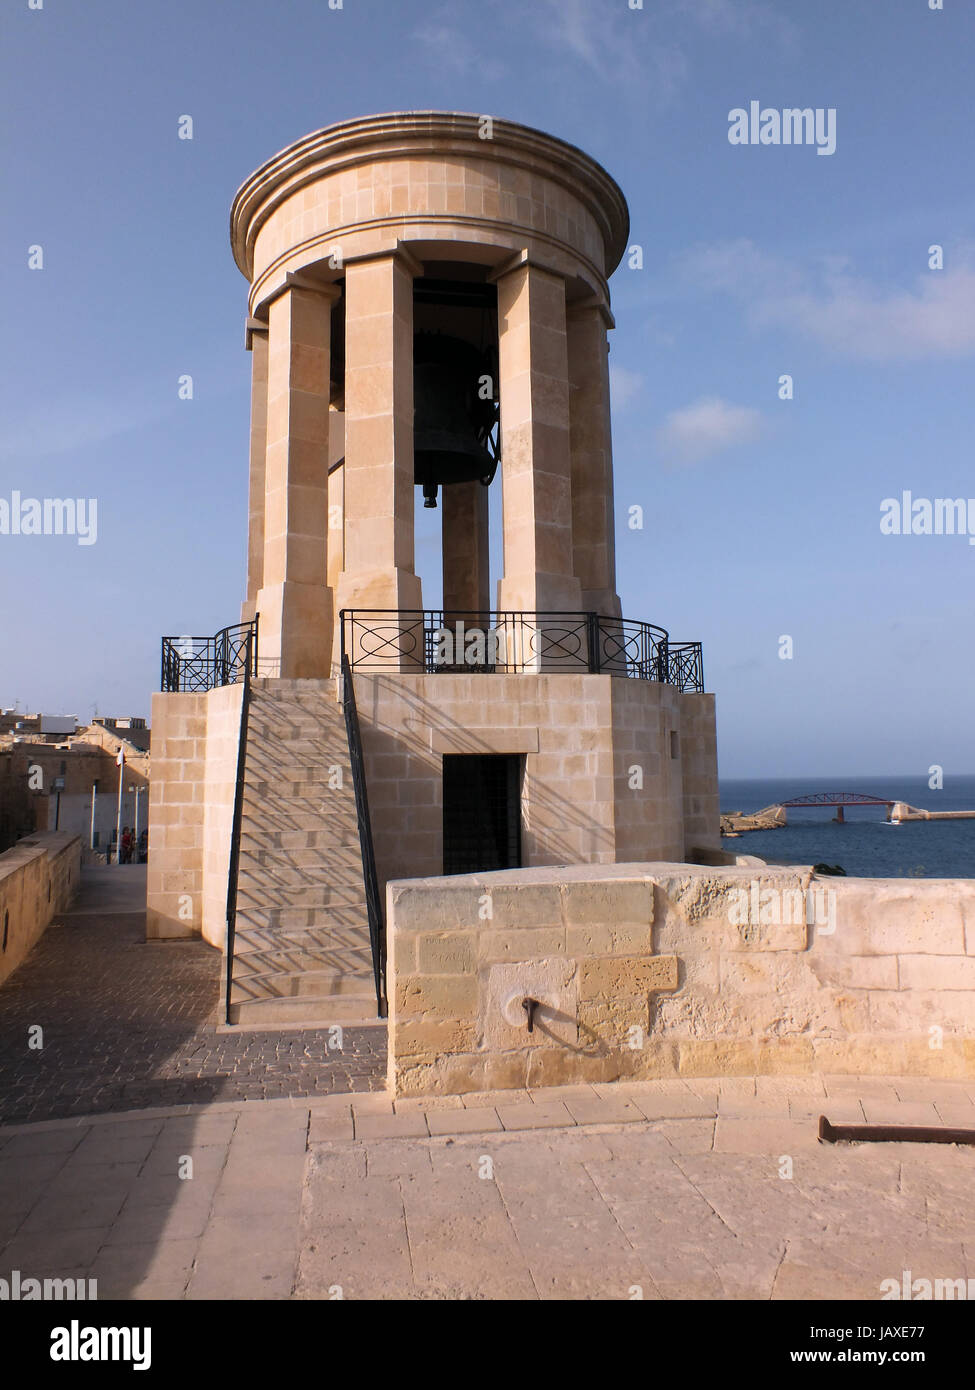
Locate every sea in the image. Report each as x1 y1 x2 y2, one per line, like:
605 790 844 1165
719 775 975 879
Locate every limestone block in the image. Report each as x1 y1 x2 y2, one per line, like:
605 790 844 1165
416 932 477 975
394 973 478 1019
478 928 566 962
395 1018 478 1060
561 877 653 927
579 955 678 999
897 954 975 992
482 957 578 1049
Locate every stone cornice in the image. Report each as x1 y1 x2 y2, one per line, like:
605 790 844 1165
230 111 630 282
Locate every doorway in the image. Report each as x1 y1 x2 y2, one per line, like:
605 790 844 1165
442 754 522 875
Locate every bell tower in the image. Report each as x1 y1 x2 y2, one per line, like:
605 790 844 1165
149 113 719 1021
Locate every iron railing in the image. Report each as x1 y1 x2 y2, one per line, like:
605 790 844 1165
341 653 388 1017
161 618 259 693
224 624 255 1024
667 641 705 694
340 610 705 692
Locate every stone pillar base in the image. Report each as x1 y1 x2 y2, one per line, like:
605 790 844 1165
496 572 585 672
581 588 622 619
255 579 334 679
336 567 424 670
497 572 583 614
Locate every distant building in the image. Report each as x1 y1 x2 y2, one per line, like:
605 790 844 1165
0 714 150 857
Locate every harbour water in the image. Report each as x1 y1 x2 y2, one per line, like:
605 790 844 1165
719 775 975 879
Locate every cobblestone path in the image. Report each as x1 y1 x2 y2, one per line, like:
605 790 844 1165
0 870 386 1125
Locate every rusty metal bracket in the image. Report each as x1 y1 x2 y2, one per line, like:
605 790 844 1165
522 997 540 1033
819 1115 975 1146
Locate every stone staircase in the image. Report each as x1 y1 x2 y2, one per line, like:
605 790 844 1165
226 677 379 1026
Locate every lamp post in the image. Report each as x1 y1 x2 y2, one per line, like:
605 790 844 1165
114 746 125 865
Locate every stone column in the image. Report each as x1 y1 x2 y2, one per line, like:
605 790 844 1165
494 259 581 613
442 480 490 616
241 319 268 623
493 257 582 671
336 248 423 669
567 299 622 618
254 276 337 679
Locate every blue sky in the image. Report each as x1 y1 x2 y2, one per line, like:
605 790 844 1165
1 0 973 778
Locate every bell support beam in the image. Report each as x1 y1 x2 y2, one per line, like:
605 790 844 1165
336 248 423 666
567 297 622 618
253 277 338 679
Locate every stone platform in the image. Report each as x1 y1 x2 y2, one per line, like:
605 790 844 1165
2 1074 972 1300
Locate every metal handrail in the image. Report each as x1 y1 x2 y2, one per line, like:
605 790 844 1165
667 641 705 694
341 654 388 1017
161 617 259 693
224 626 254 1025
339 609 705 691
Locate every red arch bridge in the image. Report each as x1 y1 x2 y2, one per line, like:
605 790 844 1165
770 792 896 823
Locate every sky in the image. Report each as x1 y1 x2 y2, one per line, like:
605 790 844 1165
1 0 973 779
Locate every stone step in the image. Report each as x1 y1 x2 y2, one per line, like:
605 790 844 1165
239 845 364 868
236 883 365 910
237 859 364 887
236 905 371 933
232 924 372 954
227 992 380 1025
239 828 362 851
231 966 374 999
233 947 371 979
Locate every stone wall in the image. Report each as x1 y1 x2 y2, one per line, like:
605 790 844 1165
355 671 716 891
386 861 975 1095
147 685 243 944
0 830 81 986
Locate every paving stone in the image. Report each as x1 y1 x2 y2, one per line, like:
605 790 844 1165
463 1089 531 1108
350 1095 395 1117
297 1169 413 1299
355 1112 429 1140
630 1091 718 1120
397 1164 537 1299
189 1209 300 1299
713 1115 821 1155
563 1094 644 1126
89 1238 199 1300
427 1107 503 1136
861 1100 943 1126
932 1102 975 1129
394 1095 464 1113
789 1098 865 1123
0 1224 111 1271
308 1110 354 1143
496 1101 574 1131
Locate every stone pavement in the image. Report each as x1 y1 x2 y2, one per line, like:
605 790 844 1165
0 867 385 1126
1 1074 972 1300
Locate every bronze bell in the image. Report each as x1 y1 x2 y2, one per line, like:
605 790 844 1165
413 332 499 507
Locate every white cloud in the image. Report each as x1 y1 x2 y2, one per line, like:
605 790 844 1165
413 9 507 79
609 364 644 408
656 395 764 464
533 0 688 103
678 239 975 361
